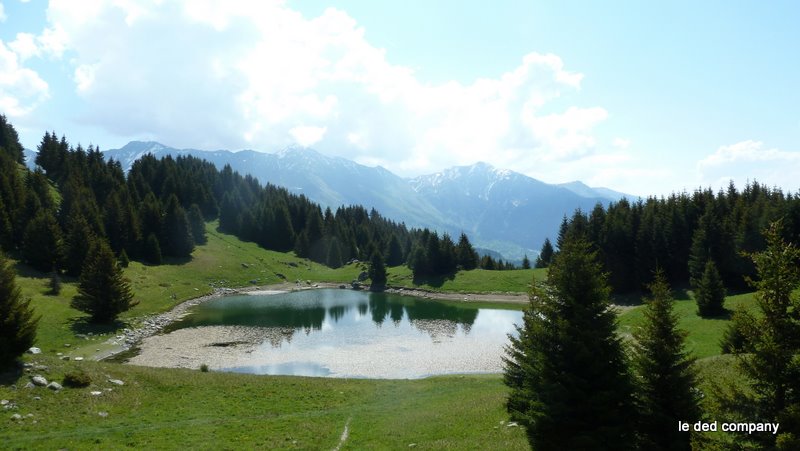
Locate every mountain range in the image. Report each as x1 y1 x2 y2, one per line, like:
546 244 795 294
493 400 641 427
23 143 632 261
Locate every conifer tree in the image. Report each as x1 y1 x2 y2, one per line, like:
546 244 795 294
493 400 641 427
0 252 39 368
63 213 94 276
326 238 343 268
535 238 555 268
455 232 478 270
22 210 64 272
385 234 405 267
730 222 800 449
504 237 635 450
161 194 194 257
144 233 162 265
521 254 531 269
695 259 726 317
368 250 387 290
187 203 207 245
71 239 137 323
633 271 700 450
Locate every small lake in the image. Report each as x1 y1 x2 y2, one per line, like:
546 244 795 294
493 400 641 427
128 289 523 379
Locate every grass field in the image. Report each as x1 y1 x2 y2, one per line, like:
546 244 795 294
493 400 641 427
4 221 766 449
0 356 527 450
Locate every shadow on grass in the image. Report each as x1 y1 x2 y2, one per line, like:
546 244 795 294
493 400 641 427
411 273 456 288
0 364 23 386
68 316 128 336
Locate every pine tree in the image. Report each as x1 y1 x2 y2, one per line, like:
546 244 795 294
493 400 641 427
63 213 94 276
732 222 800 449
695 259 726 317
633 271 700 450
504 237 635 450
368 250 388 290
521 254 531 269
385 234 405 267
455 232 478 270
22 210 64 272
0 252 39 368
326 238 343 269
535 238 555 268
187 203 207 245
161 194 194 257
144 233 162 265
71 239 137 323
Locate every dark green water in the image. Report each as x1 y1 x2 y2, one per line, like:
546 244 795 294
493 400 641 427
164 289 523 378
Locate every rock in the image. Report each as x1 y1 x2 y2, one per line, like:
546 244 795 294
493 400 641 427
108 379 124 386
24 383 35 389
98 411 109 418
27 347 41 354
90 391 102 396
47 382 63 391
31 376 47 387
73 357 84 362
64 343 71 348
0 400 7 406
506 422 519 428
33 396 40 401
10 414 22 421
26 413 33 418
357 271 369 281
339 284 347 289
61 356 70 361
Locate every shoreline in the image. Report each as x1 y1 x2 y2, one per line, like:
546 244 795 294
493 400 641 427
94 282 529 362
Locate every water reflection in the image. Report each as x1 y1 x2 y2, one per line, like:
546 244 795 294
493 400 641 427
173 289 483 343
139 289 523 378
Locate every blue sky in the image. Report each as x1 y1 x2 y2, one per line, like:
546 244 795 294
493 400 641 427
1 0 798 196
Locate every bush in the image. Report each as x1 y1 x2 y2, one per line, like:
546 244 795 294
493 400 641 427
200 363 209 372
63 370 92 388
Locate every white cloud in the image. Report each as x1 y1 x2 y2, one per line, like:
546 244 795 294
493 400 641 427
697 140 800 191
613 138 631 149
9 33 41 60
0 40 50 117
33 0 610 176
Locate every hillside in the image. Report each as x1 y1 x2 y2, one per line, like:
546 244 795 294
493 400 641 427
92 141 629 260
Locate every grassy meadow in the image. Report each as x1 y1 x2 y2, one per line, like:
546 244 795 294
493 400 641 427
2 221 763 449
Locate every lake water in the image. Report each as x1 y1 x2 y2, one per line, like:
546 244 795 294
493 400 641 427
131 289 523 379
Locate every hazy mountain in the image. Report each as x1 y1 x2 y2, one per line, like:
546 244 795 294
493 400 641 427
104 142 449 231
409 163 616 259
557 181 632 201
23 148 37 170
103 142 629 261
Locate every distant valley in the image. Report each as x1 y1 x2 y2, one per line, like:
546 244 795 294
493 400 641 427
24 143 632 261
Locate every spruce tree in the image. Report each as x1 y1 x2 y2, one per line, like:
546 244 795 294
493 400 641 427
368 250 388 290
521 254 531 269
326 238 343 268
187 203 207 245
731 222 800 449
0 252 39 368
535 238 555 268
161 194 194 257
695 259 726 317
22 210 64 272
632 271 700 450
504 237 635 450
455 232 478 270
64 213 94 277
384 234 405 267
144 233 162 265
71 239 137 323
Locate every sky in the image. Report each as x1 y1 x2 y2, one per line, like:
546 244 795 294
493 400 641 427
1 0 798 196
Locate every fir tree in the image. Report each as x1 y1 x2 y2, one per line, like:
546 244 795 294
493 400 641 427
385 234 405 267
368 250 388 290
187 203 207 245
22 210 64 272
63 213 94 277
695 259 726 317
731 222 800 449
144 233 162 265
535 238 555 268
504 237 635 450
0 252 39 368
161 194 194 257
632 271 700 450
71 239 137 323
455 232 478 270
521 254 531 269
326 238 343 268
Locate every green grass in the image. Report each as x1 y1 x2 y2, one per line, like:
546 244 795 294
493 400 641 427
618 290 758 359
0 356 527 450
387 266 546 293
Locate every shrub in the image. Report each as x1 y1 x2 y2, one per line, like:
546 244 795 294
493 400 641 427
63 370 92 388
